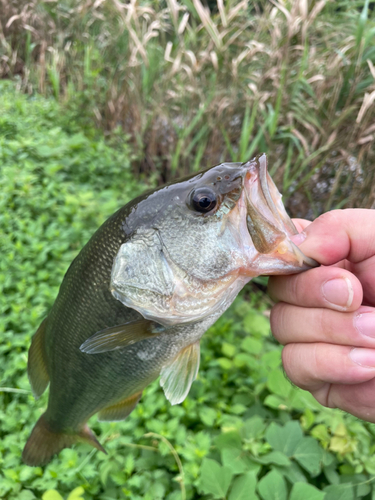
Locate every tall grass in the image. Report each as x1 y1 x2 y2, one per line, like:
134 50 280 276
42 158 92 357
1 0 374 216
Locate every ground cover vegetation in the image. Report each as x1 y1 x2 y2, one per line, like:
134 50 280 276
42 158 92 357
1 0 375 499
2 76 375 500
1 0 375 216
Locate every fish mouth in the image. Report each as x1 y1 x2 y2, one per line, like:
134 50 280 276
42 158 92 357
242 154 318 272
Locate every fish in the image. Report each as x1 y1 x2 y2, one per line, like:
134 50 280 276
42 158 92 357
22 153 318 466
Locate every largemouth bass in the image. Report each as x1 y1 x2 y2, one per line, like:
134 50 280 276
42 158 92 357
22 154 317 466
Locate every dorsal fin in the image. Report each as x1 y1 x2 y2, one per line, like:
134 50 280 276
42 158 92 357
28 318 50 399
98 391 143 422
160 341 200 405
80 319 165 354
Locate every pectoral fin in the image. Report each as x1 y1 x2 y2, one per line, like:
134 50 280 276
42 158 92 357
28 318 50 399
98 391 143 422
160 341 200 405
80 319 165 354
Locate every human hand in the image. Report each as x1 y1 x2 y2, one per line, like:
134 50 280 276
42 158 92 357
268 209 375 421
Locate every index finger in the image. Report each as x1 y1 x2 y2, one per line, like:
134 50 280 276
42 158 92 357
295 209 375 265
268 265 362 311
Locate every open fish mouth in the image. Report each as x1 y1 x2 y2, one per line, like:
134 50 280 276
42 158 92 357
242 154 318 271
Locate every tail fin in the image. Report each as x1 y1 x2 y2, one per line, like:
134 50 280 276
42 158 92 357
22 414 107 466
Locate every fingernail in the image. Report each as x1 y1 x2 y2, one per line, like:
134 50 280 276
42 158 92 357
350 348 375 368
290 232 306 246
322 277 353 310
355 312 375 338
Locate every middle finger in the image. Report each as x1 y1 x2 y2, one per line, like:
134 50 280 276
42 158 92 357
271 304 375 347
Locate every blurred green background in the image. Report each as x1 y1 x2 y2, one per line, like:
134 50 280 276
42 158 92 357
1 1 375 499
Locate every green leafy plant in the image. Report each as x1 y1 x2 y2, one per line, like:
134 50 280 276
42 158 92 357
1 0 374 215
2 77 375 498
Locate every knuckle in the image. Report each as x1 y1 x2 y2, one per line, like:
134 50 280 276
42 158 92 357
316 210 343 227
282 343 322 391
317 308 334 339
312 344 326 379
301 343 321 388
270 303 283 339
312 383 334 408
281 344 298 384
270 303 292 344
288 274 300 303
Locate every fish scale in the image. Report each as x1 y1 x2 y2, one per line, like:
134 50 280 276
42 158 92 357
45 209 145 427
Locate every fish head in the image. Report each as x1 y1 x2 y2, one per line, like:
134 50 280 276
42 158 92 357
111 154 318 326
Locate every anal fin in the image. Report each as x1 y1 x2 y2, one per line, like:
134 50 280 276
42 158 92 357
98 391 143 422
28 318 49 399
160 341 200 405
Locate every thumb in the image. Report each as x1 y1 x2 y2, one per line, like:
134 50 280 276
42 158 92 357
293 209 375 266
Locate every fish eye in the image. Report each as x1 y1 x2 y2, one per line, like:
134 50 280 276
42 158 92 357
190 187 217 213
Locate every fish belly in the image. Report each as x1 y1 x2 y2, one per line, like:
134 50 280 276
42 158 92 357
45 318 209 430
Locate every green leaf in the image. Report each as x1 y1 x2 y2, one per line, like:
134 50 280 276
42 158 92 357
323 464 340 485
42 491 64 500
124 453 135 475
243 416 266 439
230 404 247 415
17 492 37 500
323 484 354 500
274 462 307 484
301 409 315 430
221 448 249 474
229 472 257 500
363 455 375 474
67 487 85 500
256 451 291 466
311 424 331 447
258 470 287 500
267 369 292 397
243 311 270 336
217 357 233 370
199 406 217 426
241 337 262 354
339 464 355 475
147 481 166 499
264 394 288 410
19 467 36 482
290 483 325 500
261 350 281 370
294 437 323 476
289 388 319 411
215 431 242 451
266 421 303 456
222 342 236 358
99 461 113 486
198 458 233 499
356 477 371 497
233 353 256 368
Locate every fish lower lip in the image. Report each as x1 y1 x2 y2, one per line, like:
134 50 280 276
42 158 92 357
289 240 319 268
